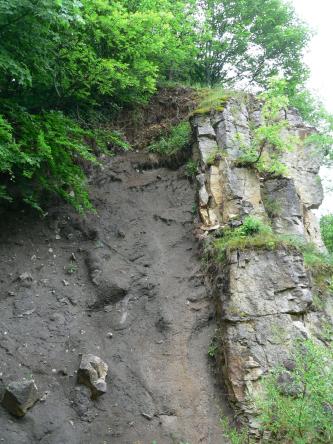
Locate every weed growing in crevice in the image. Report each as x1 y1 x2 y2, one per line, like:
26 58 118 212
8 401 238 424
206 149 226 166
185 159 198 178
208 337 219 359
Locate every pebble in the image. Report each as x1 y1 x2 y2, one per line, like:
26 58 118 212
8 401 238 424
107 332 113 338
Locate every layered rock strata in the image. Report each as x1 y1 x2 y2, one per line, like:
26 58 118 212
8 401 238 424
191 97 327 428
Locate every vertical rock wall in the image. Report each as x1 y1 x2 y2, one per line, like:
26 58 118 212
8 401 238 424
191 96 328 429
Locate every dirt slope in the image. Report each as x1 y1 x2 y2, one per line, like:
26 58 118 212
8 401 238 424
0 153 227 444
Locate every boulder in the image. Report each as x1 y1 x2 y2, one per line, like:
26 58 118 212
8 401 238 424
2 379 39 417
77 354 108 399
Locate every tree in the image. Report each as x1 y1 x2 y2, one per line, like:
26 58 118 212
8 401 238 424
195 0 311 89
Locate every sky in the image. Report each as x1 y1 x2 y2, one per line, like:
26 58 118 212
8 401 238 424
291 0 333 215
292 0 333 112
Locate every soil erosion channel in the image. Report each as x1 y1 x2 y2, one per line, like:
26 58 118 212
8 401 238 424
0 153 226 443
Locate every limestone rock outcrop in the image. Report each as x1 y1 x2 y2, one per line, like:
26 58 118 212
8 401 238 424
191 96 327 430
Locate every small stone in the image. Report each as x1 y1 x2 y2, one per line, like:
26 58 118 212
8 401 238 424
18 272 33 282
77 354 108 399
141 412 153 420
62 280 69 286
277 371 302 396
55 234 61 240
106 332 113 339
283 358 296 372
71 253 77 261
40 391 49 402
2 379 39 417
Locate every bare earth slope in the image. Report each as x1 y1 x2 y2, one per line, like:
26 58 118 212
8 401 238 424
0 154 226 444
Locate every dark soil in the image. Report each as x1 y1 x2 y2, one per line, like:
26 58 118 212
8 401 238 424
0 153 227 443
113 87 198 149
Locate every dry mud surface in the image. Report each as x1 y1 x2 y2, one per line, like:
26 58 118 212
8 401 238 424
0 154 227 443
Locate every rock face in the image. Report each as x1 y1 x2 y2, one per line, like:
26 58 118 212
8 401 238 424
214 249 312 416
191 97 328 430
191 98 324 245
2 379 39 417
78 354 108 399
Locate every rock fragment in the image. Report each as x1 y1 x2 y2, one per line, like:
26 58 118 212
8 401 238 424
77 354 108 399
2 379 39 417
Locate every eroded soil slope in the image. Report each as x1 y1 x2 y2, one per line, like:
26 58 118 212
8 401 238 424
0 154 226 444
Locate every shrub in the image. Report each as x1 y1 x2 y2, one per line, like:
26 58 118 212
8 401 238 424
258 339 333 443
148 121 191 155
0 110 98 212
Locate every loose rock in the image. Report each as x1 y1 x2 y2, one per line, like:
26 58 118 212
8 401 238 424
77 354 108 399
2 379 39 417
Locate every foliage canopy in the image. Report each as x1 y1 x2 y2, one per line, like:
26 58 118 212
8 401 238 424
0 0 316 210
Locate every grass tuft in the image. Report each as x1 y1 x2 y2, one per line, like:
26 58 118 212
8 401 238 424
147 121 191 155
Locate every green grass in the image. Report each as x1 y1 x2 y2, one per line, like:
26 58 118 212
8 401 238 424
191 87 250 116
191 87 229 116
147 121 191 155
212 216 301 262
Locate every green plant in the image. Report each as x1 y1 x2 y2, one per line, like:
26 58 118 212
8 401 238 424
148 121 191 156
0 109 97 212
195 0 310 88
263 196 282 218
191 87 229 116
236 78 299 176
206 149 225 166
66 262 77 275
208 338 218 358
258 339 333 443
93 128 131 154
320 215 333 253
220 418 249 444
185 159 198 177
213 216 274 261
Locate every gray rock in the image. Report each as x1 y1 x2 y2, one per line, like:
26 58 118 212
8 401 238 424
2 379 39 417
283 358 296 372
262 178 305 238
277 371 302 397
77 354 108 399
213 248 313 418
